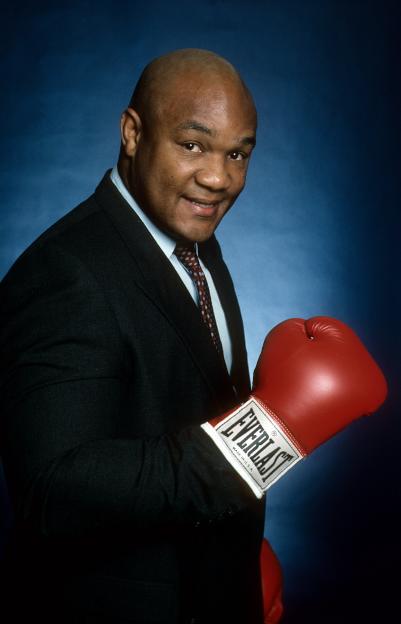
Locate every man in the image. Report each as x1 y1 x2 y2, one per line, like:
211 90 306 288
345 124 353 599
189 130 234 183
0 49 266 623
0 48 387 624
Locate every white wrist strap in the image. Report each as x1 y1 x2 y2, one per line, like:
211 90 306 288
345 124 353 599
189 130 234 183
201 397 304 498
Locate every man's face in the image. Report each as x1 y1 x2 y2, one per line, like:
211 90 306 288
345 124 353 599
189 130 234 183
124 73 257 243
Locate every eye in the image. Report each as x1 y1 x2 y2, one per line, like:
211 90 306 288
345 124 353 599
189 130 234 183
183 142 202 153
229 151 247 161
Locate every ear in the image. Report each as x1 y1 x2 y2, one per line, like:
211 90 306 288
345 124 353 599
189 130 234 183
120 107 142 157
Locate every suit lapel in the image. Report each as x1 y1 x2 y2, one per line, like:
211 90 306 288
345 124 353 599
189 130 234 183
94 173 240 409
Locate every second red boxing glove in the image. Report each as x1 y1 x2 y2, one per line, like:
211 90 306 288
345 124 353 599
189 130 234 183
260 538 284 623
201 317 387 497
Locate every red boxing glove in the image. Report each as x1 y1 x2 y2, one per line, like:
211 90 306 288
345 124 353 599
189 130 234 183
260 538 284 623
202 317 387 497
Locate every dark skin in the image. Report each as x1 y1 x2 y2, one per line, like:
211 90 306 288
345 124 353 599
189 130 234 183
118 50 257 243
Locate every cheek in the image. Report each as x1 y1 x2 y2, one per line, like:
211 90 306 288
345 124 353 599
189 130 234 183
157 161 193 194
155 156 178 182
234 166 248 190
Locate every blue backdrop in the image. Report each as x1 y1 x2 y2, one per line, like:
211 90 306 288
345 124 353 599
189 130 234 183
1 1 399 621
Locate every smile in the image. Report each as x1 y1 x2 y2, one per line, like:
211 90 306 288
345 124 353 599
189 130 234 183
182 196 222 217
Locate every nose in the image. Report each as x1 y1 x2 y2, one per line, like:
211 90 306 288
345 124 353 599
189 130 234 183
194 154 231 192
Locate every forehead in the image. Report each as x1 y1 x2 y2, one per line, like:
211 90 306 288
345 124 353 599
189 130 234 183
156 72 256 135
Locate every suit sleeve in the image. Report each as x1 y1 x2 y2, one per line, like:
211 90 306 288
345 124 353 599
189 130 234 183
0 240 255 538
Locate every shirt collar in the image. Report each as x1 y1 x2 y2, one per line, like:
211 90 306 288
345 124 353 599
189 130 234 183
110 165 177 260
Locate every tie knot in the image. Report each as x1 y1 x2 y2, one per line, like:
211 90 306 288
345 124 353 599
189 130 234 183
174 242 196 259
174 243 200 274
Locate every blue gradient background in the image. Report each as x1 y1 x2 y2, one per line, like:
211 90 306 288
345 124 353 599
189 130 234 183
1 1 399 621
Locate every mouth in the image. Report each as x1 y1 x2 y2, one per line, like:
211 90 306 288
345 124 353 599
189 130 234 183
182 196 223 218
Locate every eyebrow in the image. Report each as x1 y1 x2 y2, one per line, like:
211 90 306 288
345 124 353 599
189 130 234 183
239 135 256 147
176 120 214 135
176 119 256 147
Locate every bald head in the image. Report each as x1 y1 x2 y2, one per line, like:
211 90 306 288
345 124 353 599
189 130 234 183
118 48 257 243
129 48 256 126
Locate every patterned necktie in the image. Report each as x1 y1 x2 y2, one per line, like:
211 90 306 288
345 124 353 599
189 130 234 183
174 243 223 355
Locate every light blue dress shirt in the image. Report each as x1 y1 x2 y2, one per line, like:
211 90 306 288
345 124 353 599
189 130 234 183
110 166 233 373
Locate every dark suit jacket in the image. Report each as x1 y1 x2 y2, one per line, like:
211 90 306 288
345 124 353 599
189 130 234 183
0 172 265 623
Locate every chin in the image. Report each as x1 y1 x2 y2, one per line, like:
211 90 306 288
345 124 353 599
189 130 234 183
195 232 215 243
182 229 215 244
185 220 220 243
